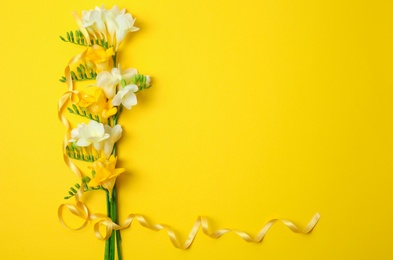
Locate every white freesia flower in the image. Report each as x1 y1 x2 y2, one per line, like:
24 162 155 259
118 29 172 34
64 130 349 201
81 7 107 40
102 6 123 40
96 70 119 99
113 12 139 50
112 84 139 109
74 5 139 51
69 120 109 151
96 67 138 99
103 124 123 158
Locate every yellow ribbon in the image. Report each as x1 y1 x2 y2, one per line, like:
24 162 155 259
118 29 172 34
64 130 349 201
58 50 88 230
95 213 321 249
58 204 320 249
57 50 320 249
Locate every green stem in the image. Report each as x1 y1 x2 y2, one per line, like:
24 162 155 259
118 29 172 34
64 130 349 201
104 96 122 260
112 184 122 260
105 190 112 260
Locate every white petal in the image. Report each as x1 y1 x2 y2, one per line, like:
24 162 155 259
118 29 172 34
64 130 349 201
77 139 91 147
111 124 123 142
124 84 139 92
96 71 112 85
93 142 102 152
112 92 122 106
122 92 137 109
70 128 80 139
104 124 112 135
96 72 118 99
103 141 114 158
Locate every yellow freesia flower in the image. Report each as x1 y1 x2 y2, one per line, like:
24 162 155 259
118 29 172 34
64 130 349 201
78 86 105 108
88 153 125 194
77 87 117 123
84 45 115 72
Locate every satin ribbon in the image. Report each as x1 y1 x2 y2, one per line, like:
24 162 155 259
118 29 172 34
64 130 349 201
93 213 320 249
58 51 320 249
58 50 88 226
58 204 320 249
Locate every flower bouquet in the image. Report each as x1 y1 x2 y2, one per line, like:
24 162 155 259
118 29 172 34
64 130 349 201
58 5 150 260
57 4 320 260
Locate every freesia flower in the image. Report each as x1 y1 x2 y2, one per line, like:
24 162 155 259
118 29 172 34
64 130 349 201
84 45 114 72
96 67 137 99
74 5 139 51
69 120 109 151
88 153 125 194
76 87 117 123
103 124 122 158
81 7 107 40
77 86 105 112
112 11 139 50
112 84 139 109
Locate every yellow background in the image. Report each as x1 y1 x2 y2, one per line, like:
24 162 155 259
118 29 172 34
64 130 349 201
0 0 392 259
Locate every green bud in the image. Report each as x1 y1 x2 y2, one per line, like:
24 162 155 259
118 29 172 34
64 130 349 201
83 176 91 183
70 71 77 80
77 67 82 78
70 31 74 42
70 187 77 193
121 79 127 87
70 143 76 150
72 104 78 113
75 183 81 189
68 191 74 196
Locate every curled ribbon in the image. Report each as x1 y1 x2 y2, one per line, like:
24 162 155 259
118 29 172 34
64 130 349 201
58 51 320 249
94 213 321 249
58 205 320 249
58 50 89 229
